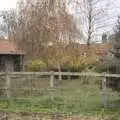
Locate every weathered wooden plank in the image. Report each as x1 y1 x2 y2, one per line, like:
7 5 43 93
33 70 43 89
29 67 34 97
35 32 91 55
101 77 108 108
5 73 12 103
50 71 54 88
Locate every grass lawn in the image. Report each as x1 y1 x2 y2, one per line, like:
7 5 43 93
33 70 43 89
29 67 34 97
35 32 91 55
0 78 119 117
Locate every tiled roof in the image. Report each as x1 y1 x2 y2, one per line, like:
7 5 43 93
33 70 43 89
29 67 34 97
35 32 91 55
66 43 112 53
85 44 112 54
0 40 25 55
65 43 112 61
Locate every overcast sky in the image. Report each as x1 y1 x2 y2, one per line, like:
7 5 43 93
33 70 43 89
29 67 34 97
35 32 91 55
0 0 17 10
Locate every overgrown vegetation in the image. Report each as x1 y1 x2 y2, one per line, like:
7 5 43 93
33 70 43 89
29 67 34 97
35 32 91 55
0 78 119 116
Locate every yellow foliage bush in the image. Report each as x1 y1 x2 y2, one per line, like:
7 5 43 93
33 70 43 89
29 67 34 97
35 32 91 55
69 56 96 70
26 59 46 71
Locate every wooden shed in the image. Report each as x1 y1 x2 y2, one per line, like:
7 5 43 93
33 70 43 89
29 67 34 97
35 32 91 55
0 40 25 72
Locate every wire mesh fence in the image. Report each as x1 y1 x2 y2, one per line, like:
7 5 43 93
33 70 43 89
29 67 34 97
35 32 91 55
0 72 119 114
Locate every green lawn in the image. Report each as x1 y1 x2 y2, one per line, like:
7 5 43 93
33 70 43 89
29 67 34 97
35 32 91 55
0 78 119 116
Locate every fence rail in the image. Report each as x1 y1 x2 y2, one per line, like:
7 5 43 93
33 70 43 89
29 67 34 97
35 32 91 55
0 72 120 78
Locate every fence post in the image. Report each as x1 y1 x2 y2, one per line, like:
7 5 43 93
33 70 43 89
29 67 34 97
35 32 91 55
101 77 108 108
50 71 54 88
50 71 54 100
58 65 62 81
6 72 11 103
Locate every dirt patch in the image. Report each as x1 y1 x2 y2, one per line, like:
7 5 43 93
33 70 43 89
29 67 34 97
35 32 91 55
0 111 118 120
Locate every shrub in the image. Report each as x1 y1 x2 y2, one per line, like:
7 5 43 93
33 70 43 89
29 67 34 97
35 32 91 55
26 60 46 72
69 56 97 72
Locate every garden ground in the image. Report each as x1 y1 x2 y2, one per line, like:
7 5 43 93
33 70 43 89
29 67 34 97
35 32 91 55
0 78 119 119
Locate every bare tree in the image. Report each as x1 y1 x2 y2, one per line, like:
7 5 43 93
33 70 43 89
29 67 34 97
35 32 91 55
102 33 107 43
0 10 17 40
68 0 110 45
13 0 83 60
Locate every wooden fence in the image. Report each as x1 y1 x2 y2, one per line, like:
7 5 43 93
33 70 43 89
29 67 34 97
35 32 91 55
0 72 120 108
